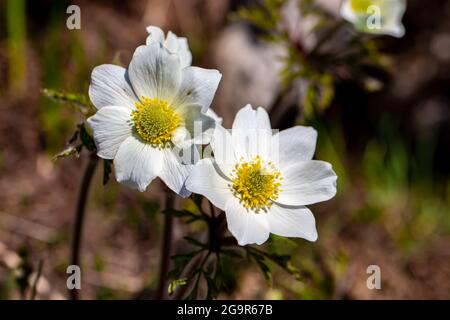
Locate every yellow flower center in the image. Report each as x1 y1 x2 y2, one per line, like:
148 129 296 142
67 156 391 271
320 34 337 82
231 156 282 212
350 0 378 13
132 97 181 147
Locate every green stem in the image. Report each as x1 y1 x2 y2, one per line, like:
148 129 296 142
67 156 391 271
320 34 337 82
156 191 175 299
69 152 98 300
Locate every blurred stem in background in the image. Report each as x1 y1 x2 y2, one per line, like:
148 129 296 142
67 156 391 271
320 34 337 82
70 152 98 300
29 260 44 300
6 0 27 92
156 189 175 299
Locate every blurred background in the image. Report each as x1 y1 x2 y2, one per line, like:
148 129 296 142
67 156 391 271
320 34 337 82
0 0 449 299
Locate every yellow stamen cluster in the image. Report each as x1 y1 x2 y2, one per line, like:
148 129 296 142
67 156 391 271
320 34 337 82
132 97 181 147
231 156 282 212
350 0 378 13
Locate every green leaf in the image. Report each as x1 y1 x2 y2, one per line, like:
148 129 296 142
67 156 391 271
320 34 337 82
247 249 273 286
234 0 284 32
168 278 188 296
204 273 219 300
52 122 96 161
255 257 273 286
168 251 201 280
247 247 306 283
190 194 204 211
164 208 204 223
42 88 93 115
186 282 199 300
220 249 243 259
285 261 304 281
183 237 207 249
53 144 83 161
267 252 304 281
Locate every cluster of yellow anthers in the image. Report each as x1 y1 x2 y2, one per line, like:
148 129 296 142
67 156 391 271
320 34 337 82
349 0 375 13
231 156 283 212
131 97 181 147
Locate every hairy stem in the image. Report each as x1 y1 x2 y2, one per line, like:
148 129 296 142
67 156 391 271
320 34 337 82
156 190 175 300
69 152 98 300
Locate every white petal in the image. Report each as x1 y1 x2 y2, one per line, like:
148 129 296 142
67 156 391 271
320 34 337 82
89 64 138 110
231 105 273 161
383 23 405 38
114 135 163 192
277 160 337 206
205 108 223 125
381 0 406 38
272 126 317 168
159 147 195 197
87 106 133 159
225 197 270 246
185 158 233 210
164 31 179 52
172 127 192 149
232 104 271 131
266 204 318 241
387 0 406 38
210 125 238 176
146 26 165 44
202 108 223 144
128 44 182 101
172 66 222 112
176 37 192 68
178 104 216 145
146 28 192 67
340 0 355 23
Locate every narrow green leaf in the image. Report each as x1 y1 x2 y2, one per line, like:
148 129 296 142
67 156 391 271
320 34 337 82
164 208 203 223
183 237 207 249
220 249 243 259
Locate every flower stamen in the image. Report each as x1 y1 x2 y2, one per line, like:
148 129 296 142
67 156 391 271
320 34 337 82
230 156 282 212
350 0 375 13
132 97 181 147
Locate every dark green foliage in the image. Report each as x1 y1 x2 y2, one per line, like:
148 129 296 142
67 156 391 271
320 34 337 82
165 196 309 300
236 0 384 118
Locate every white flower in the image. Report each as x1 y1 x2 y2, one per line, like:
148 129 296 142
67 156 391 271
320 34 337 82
340 0 406 38
186 105 337 245
87 43 222 196
146 26 192 68
146 25 223 132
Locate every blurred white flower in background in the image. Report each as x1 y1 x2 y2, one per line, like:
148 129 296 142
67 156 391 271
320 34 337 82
340 0 406 38
186 105 337 245
87 43 221 196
